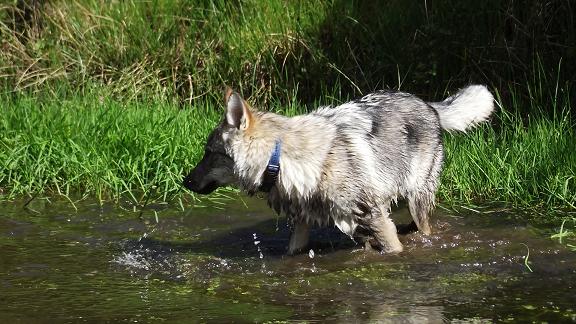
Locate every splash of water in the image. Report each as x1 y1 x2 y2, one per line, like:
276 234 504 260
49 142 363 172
253 233 264 259
111 251 151 271
309 249 317 273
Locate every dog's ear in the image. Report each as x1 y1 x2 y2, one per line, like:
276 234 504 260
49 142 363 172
225 88 253 130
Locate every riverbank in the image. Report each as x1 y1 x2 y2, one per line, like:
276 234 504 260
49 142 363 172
1 0 574 217
1 89 574 213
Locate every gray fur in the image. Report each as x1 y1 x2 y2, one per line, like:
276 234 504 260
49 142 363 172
184 85 494 255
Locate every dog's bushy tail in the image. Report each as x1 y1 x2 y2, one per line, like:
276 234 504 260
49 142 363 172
429 85 495 132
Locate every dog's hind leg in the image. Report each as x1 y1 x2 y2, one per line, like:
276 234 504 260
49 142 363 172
287 222 310 255
407 191 433 235
358 206 403 254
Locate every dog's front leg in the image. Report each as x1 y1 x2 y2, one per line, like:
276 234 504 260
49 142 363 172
369 211 403 254
356 206 403 254
287 222 310 255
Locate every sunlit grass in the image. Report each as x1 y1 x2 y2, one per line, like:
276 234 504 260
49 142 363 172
0 0 330 103
440 89 575 210
0 91 221 203
1 86 574 212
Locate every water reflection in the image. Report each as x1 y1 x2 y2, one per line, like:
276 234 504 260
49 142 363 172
0 195 575 322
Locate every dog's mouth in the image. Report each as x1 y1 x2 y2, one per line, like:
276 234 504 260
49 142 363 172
195 181 219 195
183 177 219 195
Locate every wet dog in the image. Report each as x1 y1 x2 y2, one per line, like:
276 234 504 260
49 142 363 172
183 86 494 254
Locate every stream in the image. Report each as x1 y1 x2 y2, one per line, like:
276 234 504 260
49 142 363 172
1 195 574 322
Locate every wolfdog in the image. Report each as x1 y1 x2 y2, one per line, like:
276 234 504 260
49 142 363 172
183 86 494 255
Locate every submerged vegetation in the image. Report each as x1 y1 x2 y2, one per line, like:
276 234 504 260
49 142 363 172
0 1 574 213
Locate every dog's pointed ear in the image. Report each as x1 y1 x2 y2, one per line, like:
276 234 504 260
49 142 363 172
225 88 253 130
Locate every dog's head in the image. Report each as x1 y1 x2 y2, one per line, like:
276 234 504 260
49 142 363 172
183 88 255 194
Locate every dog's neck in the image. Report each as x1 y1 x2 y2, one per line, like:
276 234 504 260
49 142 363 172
233 113 333 198
259 139 281 192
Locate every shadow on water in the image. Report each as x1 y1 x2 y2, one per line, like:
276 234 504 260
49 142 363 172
0 194 575 322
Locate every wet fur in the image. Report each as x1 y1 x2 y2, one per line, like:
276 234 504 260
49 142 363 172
184 85 494 255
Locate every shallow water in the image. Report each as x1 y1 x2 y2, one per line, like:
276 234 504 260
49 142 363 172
0 195 574 323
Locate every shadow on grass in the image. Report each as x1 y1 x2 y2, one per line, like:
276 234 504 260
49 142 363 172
305 0 575 105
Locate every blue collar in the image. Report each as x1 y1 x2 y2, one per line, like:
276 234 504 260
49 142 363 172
260 139 281 192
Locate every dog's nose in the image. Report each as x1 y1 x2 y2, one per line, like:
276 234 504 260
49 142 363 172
182 173 194 191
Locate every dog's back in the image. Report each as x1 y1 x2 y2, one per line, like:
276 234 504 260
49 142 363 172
271 86 493 251
280 91 443 238
315 90 444 199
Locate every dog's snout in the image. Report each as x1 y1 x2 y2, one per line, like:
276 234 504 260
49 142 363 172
182 168 219 195
182 173 194 191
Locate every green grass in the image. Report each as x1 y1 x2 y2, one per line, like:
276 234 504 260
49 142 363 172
0 91 221 203
1 0 574 104
0 0 574 214
1 86 574 212
551 217 576 251
0 0 331 103
440 90 575 210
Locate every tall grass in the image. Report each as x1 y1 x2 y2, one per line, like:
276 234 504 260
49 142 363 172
1 0 574 105
1 85 574 211
0 1 574 212
440 90 575 210
0 0 330 103
0 89 220 203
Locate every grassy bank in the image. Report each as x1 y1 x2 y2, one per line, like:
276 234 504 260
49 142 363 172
1 0 574 105
440 90 575 210
0 1 574 215
1 88 574 212
0 92 219 203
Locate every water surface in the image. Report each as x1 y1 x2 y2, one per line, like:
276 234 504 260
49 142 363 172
0 195 574 322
